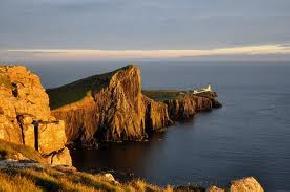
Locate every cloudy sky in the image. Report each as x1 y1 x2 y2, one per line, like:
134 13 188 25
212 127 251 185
1 0 290 61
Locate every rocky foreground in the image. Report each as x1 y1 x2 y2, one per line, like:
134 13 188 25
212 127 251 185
0 139 264 192
0 66 71 165
0 65 264 191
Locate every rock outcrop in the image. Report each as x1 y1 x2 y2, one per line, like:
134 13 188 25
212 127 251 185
49 65 172 144
230 177 264 192
164 94 213 121
208 177 264 192
0 66 71 165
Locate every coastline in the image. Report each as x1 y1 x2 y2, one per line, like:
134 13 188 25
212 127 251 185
0 64 264 191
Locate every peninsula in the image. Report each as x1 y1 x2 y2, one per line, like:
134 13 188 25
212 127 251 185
47 65 221 146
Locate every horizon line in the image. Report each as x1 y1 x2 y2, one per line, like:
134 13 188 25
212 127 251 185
5 44 290 59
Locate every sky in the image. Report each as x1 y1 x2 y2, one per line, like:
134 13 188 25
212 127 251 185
1 0 290 61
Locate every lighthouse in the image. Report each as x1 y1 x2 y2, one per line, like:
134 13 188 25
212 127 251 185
204 84 212 92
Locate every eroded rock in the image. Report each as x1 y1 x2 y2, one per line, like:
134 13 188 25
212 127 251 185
0 66 71 165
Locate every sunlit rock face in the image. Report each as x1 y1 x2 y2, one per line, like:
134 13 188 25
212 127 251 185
0 66 71 165
51 65 172 144
208 177 264 192
230 177 264 192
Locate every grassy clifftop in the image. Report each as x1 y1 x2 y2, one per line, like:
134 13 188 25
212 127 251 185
47 66 131 110
142 90 183 101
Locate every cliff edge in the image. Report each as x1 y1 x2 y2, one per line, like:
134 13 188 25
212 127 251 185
49 65 172 144
0 66 71 165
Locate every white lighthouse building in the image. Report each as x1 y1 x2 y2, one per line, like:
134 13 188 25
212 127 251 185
193 84 213 94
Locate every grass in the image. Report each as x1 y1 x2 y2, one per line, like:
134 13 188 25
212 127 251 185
0 167 174 192
0 138 174 191
142 90 184 101
0 139 47 163
47 69 116 110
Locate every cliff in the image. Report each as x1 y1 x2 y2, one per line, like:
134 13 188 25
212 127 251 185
49 65 222 145
0 66 71 165
143 90 222 121
164 94 212 121
49 65 172 144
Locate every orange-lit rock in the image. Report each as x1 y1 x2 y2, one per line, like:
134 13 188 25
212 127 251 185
50 66 172 143
0 66 71 165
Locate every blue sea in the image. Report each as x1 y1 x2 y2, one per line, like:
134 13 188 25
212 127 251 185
18 60 290 191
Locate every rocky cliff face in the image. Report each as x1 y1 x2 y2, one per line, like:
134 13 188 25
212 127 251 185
0 66 71 165
50 65 172 144
49 65 221 145
164 94 213 121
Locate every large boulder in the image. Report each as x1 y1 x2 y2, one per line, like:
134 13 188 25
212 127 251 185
230 177 264 192
208 177 264 192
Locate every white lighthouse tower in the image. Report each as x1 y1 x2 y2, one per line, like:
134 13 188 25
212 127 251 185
204 84 212 92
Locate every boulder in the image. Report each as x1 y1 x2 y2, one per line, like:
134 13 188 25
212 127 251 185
208 177 264 192
230 177 264 192
48 147 72 166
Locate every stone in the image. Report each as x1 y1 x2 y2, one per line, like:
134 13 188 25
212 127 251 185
230 177 264 192
49 147 72 166
104 173 119 184
0 65 71 165
37 120 67 154
208 186 225 192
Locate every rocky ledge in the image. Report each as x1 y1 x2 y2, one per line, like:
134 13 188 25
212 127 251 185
0 66 71 165
48 65 221 145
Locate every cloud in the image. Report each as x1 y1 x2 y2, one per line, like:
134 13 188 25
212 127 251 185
4 44 290 61
1 0 290 50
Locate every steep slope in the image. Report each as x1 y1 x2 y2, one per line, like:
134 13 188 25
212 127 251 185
0 66 71 165
49 65 172 144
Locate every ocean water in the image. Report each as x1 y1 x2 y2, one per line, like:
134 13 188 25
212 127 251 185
20 61 290 191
